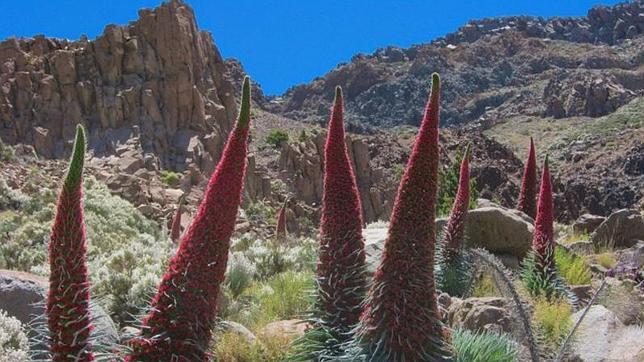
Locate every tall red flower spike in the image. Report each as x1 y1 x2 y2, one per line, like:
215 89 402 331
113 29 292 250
517 137 537 219
352 74 452 361
170 196 184 243
532 155 555 269
316 86 367 333
275 198 288 241
443 144 471 255
127 77 252 361
47 125 94 362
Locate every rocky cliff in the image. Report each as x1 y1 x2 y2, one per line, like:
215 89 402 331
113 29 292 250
0 0 236 175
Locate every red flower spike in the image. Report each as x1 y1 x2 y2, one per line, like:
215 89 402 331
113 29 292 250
47 125 94 361
517 137 537 219
275 198 288 241
444 144 471 255
126 77 252 361
531 155 555 269
354 74 452 360
315 86 367 333
170 196 184 243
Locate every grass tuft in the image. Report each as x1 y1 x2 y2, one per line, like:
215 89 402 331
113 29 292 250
555 247 592 285
452 328 519 362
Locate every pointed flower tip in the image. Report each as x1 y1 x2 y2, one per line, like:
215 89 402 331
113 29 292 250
65 124 86 188
238 76 252 128
431 73 441 97
464 144 472 159
334 86 343 100
544 154 550 168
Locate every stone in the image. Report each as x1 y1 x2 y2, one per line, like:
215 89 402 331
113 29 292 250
570 284 593 302
217 321 257 344
569 305 644 362
591 209 644 248
573 214 606 235
564 240 595 256
448 297 512 334
0 269 119 350
258 319 309 340
465 207 534 258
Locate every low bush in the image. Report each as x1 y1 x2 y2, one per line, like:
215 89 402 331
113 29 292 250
555 247 591 285
266 129 289 148
159 170 181 186
0 310 29 362
596 252 617 269
532 297 572 349
0 176 169 327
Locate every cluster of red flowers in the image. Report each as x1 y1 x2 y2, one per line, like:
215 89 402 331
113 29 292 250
443 145 471 257
517 137 538 219
275 200 288 241
47 125 94 361
353 74 453 360
315 87 367 335
531 156 555 269
126 77 252 361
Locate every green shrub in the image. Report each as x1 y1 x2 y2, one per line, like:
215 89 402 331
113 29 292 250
555 247 591 285
0 138 15 162
596 252 617 269
212 330 291 362
226 253 257 298
532 297 572 349
452 328 519 362
0 310 29 362
266 129 289 148
243 271 313 328
0 176 168 327
160 170 181 186
472 272 500 297
560 231 590 245
245 201 276 224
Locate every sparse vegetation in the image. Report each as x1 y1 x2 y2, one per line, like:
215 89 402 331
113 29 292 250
0 310 29 362
532 297 572 349
160 170 181 186
555 247 592 285
596 252 617 269
266 129 290 148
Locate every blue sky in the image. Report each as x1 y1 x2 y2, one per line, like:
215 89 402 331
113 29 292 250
0 0 623 95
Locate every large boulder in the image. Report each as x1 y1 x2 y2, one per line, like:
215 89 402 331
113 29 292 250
448 297 513 334
0 269 119 349
217 321 257 344
573 214 606 235
464 207 534 258
569 305 644 362
258 319 308 340
591 209 644 248
364 205 534 274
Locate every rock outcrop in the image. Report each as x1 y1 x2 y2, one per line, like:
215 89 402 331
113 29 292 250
0 0 236 174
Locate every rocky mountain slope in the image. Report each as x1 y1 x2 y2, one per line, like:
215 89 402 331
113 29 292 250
271 1 643 129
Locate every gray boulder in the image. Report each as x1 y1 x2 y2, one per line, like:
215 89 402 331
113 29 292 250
364 206 534 274
0 269 119 349
591 209 644 248
464 207 534 258
573 214 606 235
569 305 644 362
448 297 512 334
